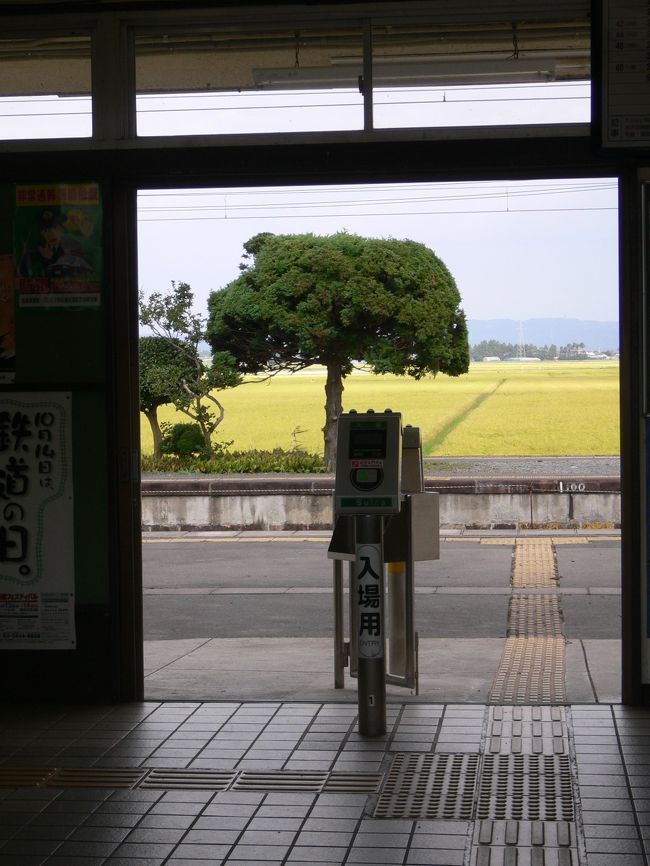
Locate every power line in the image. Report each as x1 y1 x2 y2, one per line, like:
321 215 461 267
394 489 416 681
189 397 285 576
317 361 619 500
138 206 617 222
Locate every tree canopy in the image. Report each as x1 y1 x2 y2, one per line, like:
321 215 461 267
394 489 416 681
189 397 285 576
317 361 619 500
140 281 241 457
207 232 469 468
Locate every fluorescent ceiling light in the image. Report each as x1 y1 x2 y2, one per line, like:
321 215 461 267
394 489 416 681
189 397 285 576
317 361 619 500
252 55 590 89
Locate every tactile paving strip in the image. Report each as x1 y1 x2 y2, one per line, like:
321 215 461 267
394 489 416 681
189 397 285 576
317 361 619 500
489 637 566 705
233 770 381 793
476 755 574 821
47 768 148 788
473 821 577 866
513 539 557 589
0 767 382 793
508 595 563 637
141 769 236 790
487 707 567 755
374 752 479 819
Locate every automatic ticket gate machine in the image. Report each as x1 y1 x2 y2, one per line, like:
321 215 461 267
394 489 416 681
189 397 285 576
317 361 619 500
328 410 440 737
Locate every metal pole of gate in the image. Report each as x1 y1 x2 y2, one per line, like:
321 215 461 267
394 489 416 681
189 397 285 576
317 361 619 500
355 513 386 737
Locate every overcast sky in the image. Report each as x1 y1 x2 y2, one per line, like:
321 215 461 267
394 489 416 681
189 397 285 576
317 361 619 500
137 177 619 323
3 80 616 324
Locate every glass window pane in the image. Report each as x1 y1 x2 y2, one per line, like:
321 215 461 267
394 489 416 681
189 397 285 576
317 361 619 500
135 26 364 136
0 35 92 140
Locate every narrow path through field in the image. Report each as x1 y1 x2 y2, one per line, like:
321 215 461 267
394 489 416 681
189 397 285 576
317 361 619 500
423 378 507 454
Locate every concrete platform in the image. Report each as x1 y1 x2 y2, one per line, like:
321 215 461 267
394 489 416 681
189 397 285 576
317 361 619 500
144 636 621 704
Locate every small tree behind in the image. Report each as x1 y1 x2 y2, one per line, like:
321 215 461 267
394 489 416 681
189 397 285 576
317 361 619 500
139 335 197 458
139 281 241 457
207 232 469 468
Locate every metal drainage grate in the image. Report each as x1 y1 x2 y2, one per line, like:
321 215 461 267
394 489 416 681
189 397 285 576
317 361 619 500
374 753 479 820
476 755 575 821
141 769 236 790
47 768 147 788
508 594 563 637
489 637 566 705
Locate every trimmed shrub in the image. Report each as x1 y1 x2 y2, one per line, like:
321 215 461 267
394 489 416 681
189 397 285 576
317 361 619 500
142 447 326 474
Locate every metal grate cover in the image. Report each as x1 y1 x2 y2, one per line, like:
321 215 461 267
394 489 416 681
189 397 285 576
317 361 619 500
489 637 566 705
508 594 563 637
141 769 236 790
477 754 574 821
374 752 479 819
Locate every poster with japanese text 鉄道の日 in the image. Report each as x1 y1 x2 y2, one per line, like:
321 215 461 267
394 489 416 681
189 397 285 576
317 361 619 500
0 393 75 649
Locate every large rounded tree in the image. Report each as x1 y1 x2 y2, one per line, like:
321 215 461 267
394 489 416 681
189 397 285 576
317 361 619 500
207 232 469 468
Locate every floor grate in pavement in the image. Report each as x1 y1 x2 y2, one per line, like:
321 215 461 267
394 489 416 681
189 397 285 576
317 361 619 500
489 637 566 705
374 752 479 819
508 594 564 637
477 755 575 821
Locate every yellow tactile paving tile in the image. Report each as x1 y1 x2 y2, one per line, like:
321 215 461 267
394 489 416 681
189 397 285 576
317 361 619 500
551 537 588 545
489 636 566 704
512 539 556 588
481 538 516 545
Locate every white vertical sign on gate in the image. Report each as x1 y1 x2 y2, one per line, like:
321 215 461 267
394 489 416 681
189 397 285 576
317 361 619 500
355 542 383 659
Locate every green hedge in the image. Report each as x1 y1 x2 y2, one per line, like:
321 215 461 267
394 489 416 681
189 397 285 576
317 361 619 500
142 447 327 474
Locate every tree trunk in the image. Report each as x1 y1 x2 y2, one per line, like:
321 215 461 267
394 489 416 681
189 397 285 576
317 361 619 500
144 407 163 459
323 361 344 470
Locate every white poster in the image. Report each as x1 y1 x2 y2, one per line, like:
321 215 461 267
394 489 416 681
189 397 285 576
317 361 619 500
0 393 75 648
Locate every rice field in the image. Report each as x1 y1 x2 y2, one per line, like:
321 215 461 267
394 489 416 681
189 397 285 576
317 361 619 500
140 360 620 457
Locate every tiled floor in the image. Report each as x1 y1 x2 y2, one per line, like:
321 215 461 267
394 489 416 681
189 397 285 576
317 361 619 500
1 701 649 865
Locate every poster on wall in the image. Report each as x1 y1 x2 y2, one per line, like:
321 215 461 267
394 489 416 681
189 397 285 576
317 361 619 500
0 393 75 649
0 254 15 383
13 183 101 307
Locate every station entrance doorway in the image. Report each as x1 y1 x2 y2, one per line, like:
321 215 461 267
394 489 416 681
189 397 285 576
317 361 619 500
137 175 622 705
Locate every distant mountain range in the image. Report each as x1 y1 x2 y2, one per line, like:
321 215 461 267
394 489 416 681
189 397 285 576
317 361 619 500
467 318 619 351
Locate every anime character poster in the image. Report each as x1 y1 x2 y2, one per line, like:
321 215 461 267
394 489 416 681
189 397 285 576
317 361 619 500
0 393 75 649
0 254 15 382
13 183 102 307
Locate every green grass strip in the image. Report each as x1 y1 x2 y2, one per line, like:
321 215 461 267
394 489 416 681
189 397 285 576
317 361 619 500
423 378 507 454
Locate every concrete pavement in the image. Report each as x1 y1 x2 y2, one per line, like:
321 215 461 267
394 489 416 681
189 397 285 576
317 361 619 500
142 530 622 704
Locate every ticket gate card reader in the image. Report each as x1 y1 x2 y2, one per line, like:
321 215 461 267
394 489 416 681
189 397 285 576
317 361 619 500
334 411 402 517
329 413 439 737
